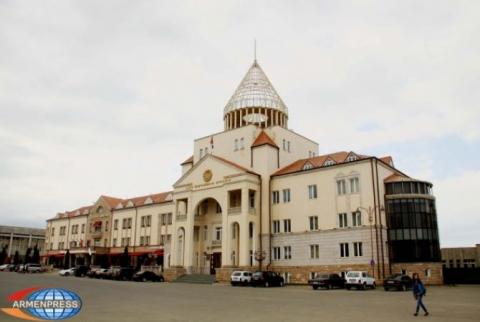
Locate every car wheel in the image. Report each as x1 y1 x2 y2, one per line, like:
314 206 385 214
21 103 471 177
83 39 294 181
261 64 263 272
159 277 164 282
313 285 318 290
142 277 147 282
326 284 331 290
65 273 69 276
372 283 376 289
401 285 407 291
265 281 269 288
280 281 284 287
346 286 351 290
362 283 367 290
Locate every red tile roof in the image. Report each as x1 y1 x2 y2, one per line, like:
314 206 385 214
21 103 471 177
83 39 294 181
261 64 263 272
380 156 393 166
100 195 124 208
118 191 173 209
181 155 194 165
50 205 91 221
273 151 371 176
251 131 278 149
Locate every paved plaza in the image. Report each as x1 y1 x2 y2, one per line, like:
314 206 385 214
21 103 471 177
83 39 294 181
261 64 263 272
0 272 479 322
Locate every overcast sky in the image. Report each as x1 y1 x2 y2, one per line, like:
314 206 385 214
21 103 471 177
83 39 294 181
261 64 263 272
0 1 479 247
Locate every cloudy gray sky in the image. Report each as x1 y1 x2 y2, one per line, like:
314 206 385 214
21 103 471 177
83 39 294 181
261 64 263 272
0 1 479 247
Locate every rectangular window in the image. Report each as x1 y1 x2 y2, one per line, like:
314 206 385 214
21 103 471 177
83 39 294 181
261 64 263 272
128 218 132 229
272 247 281 260
161 214 166 225
340 243 349 257
310 244 319 259
51 228 55 236
141 216 145 227
140 236 144 246
234 139 238 151
308 184 317 199
282 189 291 203
168 213 172 224
284 246 292 260
283 219 291 233
215 227 222 241
81 224 85 233
350 177 360 193
112 238 117 247
113 220 118 230
240 137 244 150
272 220 281 234
287 141 291 152
352 212 362 227
338 213 348 228
203 226 208 241
145 236 150 246
353 242 363 257
309 216 319 230
337 180 346 195
272 191 280 204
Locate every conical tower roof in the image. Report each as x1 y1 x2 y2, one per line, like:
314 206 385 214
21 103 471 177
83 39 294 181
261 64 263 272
224 60 288 115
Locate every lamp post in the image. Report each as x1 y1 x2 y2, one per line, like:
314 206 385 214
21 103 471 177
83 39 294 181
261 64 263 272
357 205 384 279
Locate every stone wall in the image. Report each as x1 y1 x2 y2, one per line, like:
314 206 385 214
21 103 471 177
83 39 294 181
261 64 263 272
391 262 443 285
164 266 186 282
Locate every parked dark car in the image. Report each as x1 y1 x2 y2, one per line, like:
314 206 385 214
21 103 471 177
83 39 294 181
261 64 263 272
250 271 284 287
74 265 90 277
383 274 413 291
112 266 136 281
132 271 164 282
308 273 345 290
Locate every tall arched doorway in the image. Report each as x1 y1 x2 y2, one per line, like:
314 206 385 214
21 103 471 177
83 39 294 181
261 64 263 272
193 198 222 275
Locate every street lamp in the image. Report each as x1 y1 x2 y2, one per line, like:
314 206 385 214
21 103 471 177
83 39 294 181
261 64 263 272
356 205 385 279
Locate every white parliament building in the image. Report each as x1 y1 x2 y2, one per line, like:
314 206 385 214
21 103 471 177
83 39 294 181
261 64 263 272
44 58 443 284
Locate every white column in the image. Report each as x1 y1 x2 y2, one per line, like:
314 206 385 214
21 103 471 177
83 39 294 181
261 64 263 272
8 232 13 257
239 188 250 267
221 194 229 267
183 198 195 273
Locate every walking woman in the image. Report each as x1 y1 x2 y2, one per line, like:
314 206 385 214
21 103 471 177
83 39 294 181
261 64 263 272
412 273 429 316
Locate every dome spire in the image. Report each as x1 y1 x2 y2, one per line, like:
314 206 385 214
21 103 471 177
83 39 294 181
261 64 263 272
223 53 289 130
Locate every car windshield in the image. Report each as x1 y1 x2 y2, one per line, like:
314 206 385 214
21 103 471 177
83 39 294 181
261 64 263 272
233 272 242 276
347 272 360 278
316 274 329 279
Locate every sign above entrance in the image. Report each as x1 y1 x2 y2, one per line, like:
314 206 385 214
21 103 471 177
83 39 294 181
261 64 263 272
203 170 213 182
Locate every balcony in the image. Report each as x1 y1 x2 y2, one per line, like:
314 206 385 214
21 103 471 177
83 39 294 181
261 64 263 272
211 240 222 247
91 230 103 238
176 214 187 221
228 207 241 215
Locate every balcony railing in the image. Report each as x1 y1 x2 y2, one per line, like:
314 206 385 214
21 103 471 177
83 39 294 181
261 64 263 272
211 240 222 247
228 207 241 214
176 214 187 221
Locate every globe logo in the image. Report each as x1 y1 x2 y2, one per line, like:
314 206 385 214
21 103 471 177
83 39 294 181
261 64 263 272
26 288 82 320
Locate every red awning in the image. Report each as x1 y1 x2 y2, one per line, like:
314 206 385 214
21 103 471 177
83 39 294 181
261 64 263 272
41 253 65 258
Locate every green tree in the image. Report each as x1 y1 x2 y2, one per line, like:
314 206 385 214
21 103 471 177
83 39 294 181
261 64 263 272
0 245 7 264
13 251 20 265
31 245 40 264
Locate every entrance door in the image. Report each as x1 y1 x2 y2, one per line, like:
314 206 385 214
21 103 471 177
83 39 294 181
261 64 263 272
210 252 221 275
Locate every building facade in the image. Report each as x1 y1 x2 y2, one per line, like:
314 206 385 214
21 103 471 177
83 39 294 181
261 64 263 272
0 225 45 263
442 245 480 268
44 58 443 284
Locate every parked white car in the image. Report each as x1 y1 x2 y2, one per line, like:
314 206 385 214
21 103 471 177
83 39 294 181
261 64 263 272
345 271 376 290
59 267 76 276
230 271 252 286
0 264 9 271
25 263 43 273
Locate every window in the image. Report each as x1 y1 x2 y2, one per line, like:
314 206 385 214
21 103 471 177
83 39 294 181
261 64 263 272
287 141 291 152
350 177 360 193
283 219 291 233
272 220 281 234
303 163 313 170
340 243 349 257
324 159 335 166
145 236 150 246
114 219 118 230
168 213 172 224
204 147 208 154
272 247 281 260
51 227 55 236
215 227 222 241
249 222 254 239
272 191 280 204
203 226 208 241
309 216 319 230
338 213 348 228
128 218 132 228
234 139 238 151
240 137 244 150
282 189 291 203
250 250 254 266
424 269 431 277
346 154 357 162
310 244 319 259
140 236 144 246
112 238 117 247
308 185 317 199
249 191 255 209
200 148 204 157
161 214 166 225
105 221 109 232
284 246 292 260
283 139 286 150
141 215 151 228
81 224 85 233
353 242 363 256
352 211 362 227
337 179 346 195
60 226 66 236
141 216 145 227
